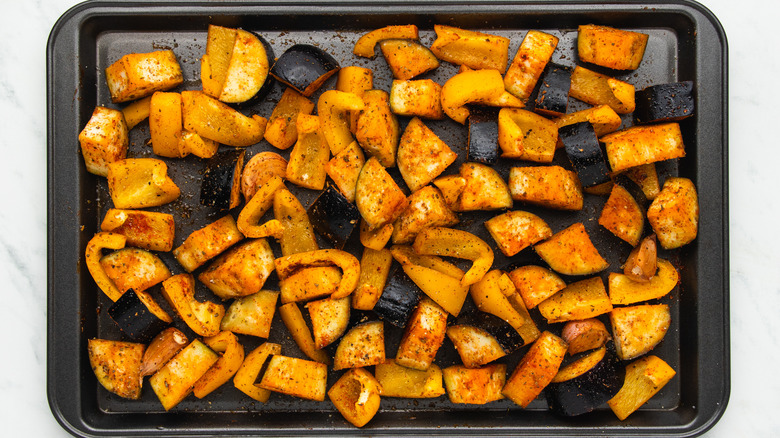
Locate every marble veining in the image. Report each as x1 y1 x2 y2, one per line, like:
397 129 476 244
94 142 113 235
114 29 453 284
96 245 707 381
2 0 778 435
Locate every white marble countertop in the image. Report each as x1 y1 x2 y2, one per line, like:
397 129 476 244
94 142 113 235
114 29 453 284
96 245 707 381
3 0 776 435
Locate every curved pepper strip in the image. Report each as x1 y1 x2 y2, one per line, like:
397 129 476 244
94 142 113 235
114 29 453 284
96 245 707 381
412 227 494 286
278 302 330 364
161 274 225 337
233 342 281 402
237 175 285 239
353 24 419 58
274 249 360 299
193 331 246 399
85 232 127 301
318 90 365 155
440 69 505 124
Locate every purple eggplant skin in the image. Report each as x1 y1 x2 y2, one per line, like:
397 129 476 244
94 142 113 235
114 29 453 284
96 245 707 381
270 44 340 97
233 31 277 108
560 121 611 188
634 81 694 124
466 106 499 165
534 63 572 117
454 310 525 354
372 265 422 328
200 149 245 212
307 184 360 249
546 344 625 417
108 289 169 343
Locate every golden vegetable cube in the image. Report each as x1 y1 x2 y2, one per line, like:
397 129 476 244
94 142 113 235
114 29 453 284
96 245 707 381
78 106 128 177
107 158 180 209
105 50 183 103
578 24 649 70
389 79 443 119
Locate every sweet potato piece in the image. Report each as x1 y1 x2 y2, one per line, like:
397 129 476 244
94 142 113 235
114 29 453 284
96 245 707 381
88 339 145 400
507 265 566 309
647 177 699 249
258 355 328 401
397 118 458 192
413 227 494 286
354 24 419 58
79 106 129 176
602 123 686 172
380 39 439 80
193 331 245 399
375 360 445 398
485 210 552 257
352 247 393 310
219 290 278 338
504 30 559 102
333 321 386 370
101 209 174 252
561 318 611 355
389 79 443 119
149 339 219 410
181 90 267 147
233 342 281 402
534 223 609 276
263 88 315 150
318 90 364 155
278 302 329 364
570 66 635 114
173 215 244 273
325 141 365 202
306 296 350 349
430 25 510 73
599 183 644 246
443 364 506 404
101 248 171 294
392 186 459 244
107 158 180 209
537 277 613 323
457 162 512 211
502 331 568 408
275 249 361 300
498 108 558 162
395 298 448 370
161 274 225 337
508 166 583 211
610 304 671 361
610 258 678 305
279 266 341 304
355 89 399 167
328 368 382 427
356 157 408 230
105 50 183 103
441 69 505 124
608 355 676 420
578 24 649 70
286 114 329 190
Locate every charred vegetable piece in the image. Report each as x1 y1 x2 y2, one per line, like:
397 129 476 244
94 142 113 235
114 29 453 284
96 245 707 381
257 355 329 401
108 289 171 342
375 360 445 398
610 258 678 305
534 223 609 276
467 106 499 165
270 44 340 97
535 63 572 117
647 177 699 249
395 298 448 370
561 318 612 355
570 66 635 114
635 81 695 124
446 324 507 368
504 30 559 102
219 290 279 338
389 79 444 119
397 117 458 192
601 123 686 172
149 339 219 410
455 310 526 356
607 355 676 420
379 39 439 80
353 25 419 58
233 342 281 402
560 121 611 188
546 345 625 416
328 368 382 427
88 339 145 400
611 304 671 361
200 149 246 211
502 331 568 408
107 158 180 209
443 363 506 404
307 185 360 249
333 321 386 370
430 25 510 73
79 106 128 176
105 50 183 103
598 182 645 246
578 24 649 70
274 249 361 300
373 265 422 327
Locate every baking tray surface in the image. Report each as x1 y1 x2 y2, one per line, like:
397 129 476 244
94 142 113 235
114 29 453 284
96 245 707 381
47 1 729 436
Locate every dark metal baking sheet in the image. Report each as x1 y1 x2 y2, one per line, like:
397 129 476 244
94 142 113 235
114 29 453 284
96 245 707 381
47 1 729 436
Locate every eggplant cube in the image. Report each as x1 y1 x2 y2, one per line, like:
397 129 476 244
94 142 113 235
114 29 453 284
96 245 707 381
467 106 500 165
200 149 246 211
373 265 422 327
534 63 572 117
560 121 611 188
635 81 695 124
307 185 360 249
108 289 169 342
270 44 340 97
